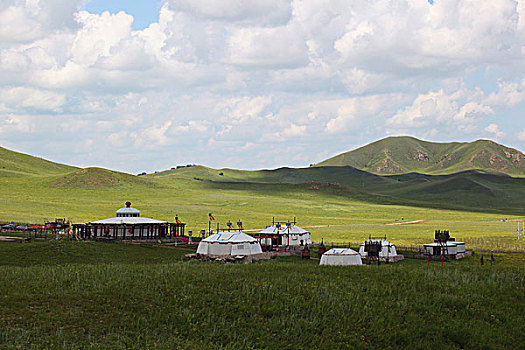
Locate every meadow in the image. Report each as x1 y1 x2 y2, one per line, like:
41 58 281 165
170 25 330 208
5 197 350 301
1 172 524 252
0 240 524 349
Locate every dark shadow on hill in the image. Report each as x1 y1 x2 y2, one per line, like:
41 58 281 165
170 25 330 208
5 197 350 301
194 166 525 215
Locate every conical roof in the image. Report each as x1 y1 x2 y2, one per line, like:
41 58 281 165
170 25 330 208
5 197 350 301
323 248 360 255
259 224 309 234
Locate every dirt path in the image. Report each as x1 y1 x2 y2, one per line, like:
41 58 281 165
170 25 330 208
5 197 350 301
385 220 424 226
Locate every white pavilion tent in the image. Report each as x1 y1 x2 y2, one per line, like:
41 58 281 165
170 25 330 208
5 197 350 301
319 248 363 266
196 232 263 257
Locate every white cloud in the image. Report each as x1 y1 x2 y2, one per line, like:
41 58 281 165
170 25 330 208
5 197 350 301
485 123 506 139
167 0 291 25
484 79 525 108
517 129 525 141
1 0 525 172
387 89 494 130
280 123 307 138
0 86 66 111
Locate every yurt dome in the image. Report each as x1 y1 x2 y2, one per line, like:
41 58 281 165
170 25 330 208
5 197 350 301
319 248 363 266
116 202 140 217
197 232 263 257
359 240 398 258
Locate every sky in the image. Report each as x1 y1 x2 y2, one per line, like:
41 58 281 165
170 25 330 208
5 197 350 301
1 0 525 173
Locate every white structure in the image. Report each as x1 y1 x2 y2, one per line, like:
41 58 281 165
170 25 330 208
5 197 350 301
359 240 399 259
319 248 363 266
423 242 458 256
89 203 167 239
453 241 466 254
197 232 263 257
258 224 312 246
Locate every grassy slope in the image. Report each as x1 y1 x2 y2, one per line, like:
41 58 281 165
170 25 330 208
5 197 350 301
316 136 525 176
0 241 523 349
0 146 77 177
152 165 525 215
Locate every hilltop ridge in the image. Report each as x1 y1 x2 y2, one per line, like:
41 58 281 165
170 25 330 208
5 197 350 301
315 136 525 176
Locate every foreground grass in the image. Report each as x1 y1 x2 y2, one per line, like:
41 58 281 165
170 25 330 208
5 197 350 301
0 241 524 349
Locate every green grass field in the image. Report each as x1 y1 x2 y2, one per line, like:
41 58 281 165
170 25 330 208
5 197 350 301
0 241 523 349
1 172 524 252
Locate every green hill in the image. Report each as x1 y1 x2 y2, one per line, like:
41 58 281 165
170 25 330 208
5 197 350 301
2 143 525 220
152 165 525 214
315 136 525 176
51 167 156 188
0 146 77 177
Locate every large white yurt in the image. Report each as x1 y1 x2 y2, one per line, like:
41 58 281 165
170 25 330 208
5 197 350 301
319 248 363 266
359 240 399 259
258 224 312 246
197 232 263 257
423 242 458 256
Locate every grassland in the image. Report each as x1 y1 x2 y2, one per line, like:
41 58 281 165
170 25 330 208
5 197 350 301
1 144 525 253
1 165 525 251
0 241 523 349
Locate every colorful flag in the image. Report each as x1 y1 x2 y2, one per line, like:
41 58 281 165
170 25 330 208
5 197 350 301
209 213 215 220
481 254 484 266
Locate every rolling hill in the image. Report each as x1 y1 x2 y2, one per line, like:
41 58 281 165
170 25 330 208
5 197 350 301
150 165 525 214
2 140 525 218
315 136 525 176
0 146 77 177
51 167 156 188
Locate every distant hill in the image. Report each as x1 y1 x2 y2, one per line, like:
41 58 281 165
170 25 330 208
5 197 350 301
0 146 77 177
315 136 525 176
51 167 155 188
152 165 525 214
2 144 525 215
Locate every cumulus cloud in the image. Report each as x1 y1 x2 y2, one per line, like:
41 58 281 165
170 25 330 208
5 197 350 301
1 0 525 172
0 86 66 111
387 89 495 131
167 0 291 25
485 123 506 139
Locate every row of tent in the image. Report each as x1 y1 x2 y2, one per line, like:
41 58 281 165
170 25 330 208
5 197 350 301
320 240 400 266
197 224 313 256
196 232 402 266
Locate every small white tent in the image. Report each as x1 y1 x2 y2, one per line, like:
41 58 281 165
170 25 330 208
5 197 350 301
196 232 263 257
319 248 363 266
359 240 399 259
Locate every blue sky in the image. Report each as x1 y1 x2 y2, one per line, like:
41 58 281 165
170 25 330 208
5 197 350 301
1 0 525 173
83 0 162 30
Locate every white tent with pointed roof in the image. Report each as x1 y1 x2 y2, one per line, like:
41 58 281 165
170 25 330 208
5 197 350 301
258 224 312 246
320 248 363 266
197 232 263 256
